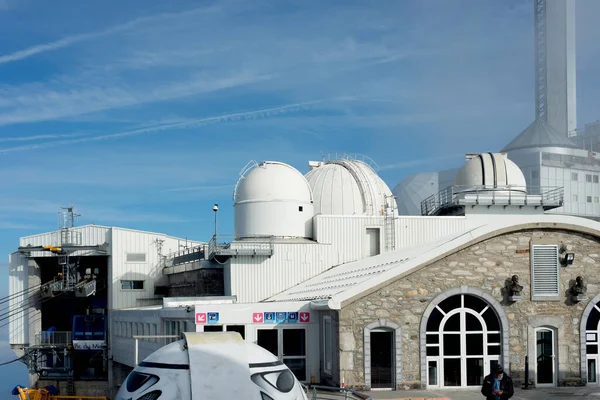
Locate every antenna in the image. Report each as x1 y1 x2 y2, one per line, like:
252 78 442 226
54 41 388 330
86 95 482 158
58 202 80 229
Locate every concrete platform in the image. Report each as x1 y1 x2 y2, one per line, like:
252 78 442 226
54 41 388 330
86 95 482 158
361 387 600 400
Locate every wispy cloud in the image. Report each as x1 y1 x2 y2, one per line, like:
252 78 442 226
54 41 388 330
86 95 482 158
162 185 231 193
379 154 466 171
0 132 88 142
0 99 333 153
0 5 219 65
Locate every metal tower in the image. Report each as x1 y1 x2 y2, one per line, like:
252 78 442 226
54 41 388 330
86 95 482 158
534 0 577 137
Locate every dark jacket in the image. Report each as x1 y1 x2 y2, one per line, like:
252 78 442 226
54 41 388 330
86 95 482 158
481 373 514 400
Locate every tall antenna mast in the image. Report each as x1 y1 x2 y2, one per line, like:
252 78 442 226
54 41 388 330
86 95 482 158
59 203 80 229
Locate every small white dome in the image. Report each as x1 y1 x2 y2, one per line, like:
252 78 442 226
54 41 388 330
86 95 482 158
235 161 312 204
233 161 314 239
305 155 397 216
454 153 527 193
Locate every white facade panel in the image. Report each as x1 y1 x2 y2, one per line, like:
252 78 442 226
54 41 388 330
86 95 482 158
313 215 468 267
229 242 332 303
110 228 200 310
314 215 385 266
395 216 468 249
8 252 28 346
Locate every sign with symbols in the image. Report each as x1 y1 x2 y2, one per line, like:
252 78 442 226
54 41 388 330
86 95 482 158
299 312 310 323
276 312 287 323
207 312 219 324
264 312 275 324
287 312 298 323
253 313 264 323
195 312 207 324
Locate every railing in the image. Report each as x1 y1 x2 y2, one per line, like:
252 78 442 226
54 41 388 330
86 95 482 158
421 185 564 216
162 244 208 267
303 385 372 400
35 331 72 346
208 234 275 258
323 152 380 171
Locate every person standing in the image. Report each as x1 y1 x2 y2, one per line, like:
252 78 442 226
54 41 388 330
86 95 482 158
481 364 514 400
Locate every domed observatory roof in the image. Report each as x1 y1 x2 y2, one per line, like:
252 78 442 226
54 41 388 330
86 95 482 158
392 172 439 216
421 152 566 216
305 154 397 216
233 161 314 239
454 152 527 194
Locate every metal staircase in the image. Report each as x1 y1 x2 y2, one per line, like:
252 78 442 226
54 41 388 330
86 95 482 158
67 373 75 395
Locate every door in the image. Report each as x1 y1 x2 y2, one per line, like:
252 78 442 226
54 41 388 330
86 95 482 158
256 327 308 382
365 228 380 257
536 328 556 386
370 330 394 389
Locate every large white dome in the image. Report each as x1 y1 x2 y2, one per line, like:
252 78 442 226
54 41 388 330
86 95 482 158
393 172 439 216
233 161 314 239
454 153 527 193
305 155 397 216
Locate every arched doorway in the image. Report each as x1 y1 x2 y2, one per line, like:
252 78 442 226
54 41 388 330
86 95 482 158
364 319 402 390
424 293 502 388
584 301 600 384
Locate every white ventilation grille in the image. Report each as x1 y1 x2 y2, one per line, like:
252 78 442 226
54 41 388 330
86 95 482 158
126 253 147 263
532 244 559 298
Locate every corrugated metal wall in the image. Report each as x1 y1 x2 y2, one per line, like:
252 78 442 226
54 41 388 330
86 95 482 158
19 225 111 257
110 228 191 310
394 216 467 248
8 252 28 345
313 215 467 267
230 242 332 303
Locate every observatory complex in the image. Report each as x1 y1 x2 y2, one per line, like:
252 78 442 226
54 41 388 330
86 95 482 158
9 151 600 396
8 0 600 397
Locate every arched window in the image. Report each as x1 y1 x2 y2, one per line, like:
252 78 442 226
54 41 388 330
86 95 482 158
585 302 600 384
425 294 501 388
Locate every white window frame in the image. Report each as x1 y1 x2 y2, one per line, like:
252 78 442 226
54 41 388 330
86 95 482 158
531 244 560 300
121 279 144 290
323 316 333 375
126 252 147 263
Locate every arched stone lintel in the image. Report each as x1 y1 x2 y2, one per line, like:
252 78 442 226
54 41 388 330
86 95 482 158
364 318 402 390
419 286 510 386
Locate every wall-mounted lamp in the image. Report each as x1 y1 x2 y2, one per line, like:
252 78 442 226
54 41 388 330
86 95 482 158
562 252 575 266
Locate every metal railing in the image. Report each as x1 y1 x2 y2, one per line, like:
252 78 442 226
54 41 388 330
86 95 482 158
303 385 372 400
208 234 275 258
421 185 564 216
35 331 72 346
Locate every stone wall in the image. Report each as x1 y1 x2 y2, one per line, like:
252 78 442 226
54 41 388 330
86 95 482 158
339 229 600 390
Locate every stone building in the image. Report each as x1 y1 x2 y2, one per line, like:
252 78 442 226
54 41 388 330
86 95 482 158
269 153 600 391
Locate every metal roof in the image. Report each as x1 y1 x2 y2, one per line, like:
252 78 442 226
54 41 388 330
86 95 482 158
502 119 580 152
265 213 600 308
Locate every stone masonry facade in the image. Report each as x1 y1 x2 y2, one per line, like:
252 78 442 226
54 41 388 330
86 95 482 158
339 229 600 390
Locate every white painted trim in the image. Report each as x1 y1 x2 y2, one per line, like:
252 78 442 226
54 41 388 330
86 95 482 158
534 327 557 387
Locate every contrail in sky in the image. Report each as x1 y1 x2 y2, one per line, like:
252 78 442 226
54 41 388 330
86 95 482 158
0 99 331 154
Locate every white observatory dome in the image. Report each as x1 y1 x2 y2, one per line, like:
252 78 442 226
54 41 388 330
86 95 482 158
393 172 439 216
305 155 397 216
233 161 314 239
454 153 527 194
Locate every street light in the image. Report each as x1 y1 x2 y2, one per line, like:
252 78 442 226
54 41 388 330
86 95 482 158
213 203 219 239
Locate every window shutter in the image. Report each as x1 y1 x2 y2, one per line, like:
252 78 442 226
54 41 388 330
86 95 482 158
532 244 559 297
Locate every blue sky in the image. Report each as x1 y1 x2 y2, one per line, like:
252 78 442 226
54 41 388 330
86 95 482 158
0 0 599 392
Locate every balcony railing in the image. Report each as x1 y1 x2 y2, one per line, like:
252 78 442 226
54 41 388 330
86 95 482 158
35 331 72 347
208 234 274 259
421 185 564 216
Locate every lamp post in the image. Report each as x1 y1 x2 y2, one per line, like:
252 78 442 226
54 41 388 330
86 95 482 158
212 203 219 239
